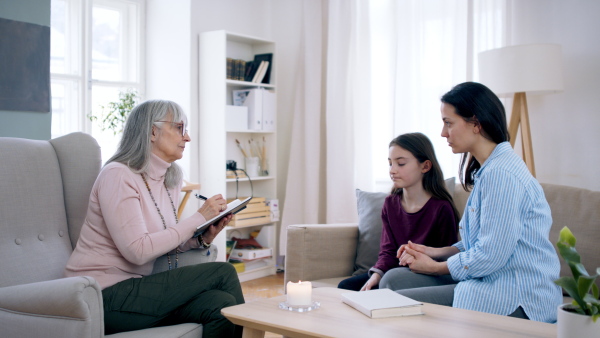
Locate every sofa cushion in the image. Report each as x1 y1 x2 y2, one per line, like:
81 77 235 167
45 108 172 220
542 183 600 290
353 189 388 275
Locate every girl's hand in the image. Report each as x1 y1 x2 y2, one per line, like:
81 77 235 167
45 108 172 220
202 214 232 243
403 246 449 275
360 273 382 291
399 241 448 260
197 194 227 220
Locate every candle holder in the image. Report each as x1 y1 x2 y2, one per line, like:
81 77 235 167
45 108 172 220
278 300 321 312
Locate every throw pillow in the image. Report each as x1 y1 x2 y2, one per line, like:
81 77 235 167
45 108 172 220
353 189 387 276
445 177 455 197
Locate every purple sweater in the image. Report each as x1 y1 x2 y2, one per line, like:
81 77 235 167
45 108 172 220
371 194 458 275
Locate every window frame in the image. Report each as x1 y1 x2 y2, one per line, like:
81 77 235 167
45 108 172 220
50 0 145 138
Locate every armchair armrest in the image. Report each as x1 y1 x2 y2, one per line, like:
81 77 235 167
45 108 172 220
152 246 218 274
0 277 103 338
284 223 358 285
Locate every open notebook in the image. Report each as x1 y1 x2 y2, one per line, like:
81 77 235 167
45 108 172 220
193 196 252 237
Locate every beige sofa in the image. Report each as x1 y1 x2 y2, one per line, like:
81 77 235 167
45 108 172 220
0 133 216 338
284 183 600 297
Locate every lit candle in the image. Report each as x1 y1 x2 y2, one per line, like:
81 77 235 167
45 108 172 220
286 280 312 306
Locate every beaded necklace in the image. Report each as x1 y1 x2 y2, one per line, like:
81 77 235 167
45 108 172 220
141 173 179 270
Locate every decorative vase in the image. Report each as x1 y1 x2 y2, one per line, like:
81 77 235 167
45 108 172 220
557 304 599 338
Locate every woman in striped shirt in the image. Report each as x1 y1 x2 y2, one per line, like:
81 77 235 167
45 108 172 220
379 82 562 323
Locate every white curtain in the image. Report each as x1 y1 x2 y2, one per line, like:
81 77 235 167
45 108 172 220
279 1 326 255
280 0 506 255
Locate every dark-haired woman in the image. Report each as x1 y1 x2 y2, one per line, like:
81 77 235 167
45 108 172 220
380 82 562 323
338 132 459 291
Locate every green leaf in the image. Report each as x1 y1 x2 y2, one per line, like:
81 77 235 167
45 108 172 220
556 277 588 311
558 226 576 247
557 242 581 264
566 260 586 281
593 283 599 299
578 275 596 298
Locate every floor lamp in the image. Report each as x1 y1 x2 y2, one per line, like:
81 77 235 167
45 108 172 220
479 44 564 177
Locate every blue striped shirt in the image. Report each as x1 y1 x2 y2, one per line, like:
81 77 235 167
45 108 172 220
447 142 562 323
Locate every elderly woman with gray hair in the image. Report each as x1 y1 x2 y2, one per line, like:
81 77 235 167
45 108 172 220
64 100 244 337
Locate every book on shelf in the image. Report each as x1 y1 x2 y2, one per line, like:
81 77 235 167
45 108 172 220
252 61 269 83
235 59 246 81
341 289 423 319
226 58 234 80
252 53 273 84
244 60 259 82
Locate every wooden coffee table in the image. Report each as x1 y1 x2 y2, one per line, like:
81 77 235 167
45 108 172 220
222 287 556 337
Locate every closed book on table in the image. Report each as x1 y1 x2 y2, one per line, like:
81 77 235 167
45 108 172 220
341 289 423 319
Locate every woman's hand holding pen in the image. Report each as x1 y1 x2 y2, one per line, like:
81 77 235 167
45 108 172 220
197 194 227 220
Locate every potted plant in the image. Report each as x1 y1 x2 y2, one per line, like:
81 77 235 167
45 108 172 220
88 89 138 135
554 226 599 337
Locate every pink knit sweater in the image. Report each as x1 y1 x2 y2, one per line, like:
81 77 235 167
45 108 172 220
64 154 206 289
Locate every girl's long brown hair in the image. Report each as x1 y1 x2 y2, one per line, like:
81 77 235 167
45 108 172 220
390 132 460 225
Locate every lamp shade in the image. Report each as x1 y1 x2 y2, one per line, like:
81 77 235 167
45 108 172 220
478 44 564 97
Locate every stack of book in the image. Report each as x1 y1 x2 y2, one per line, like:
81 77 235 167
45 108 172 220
227 197 271 227
226 58 247 81
225 53 273 84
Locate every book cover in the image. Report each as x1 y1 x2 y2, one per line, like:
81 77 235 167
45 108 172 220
226 57 234 80
252 61 269 83
251 61 266 83
252 53 273 84
341 289 423 319
244 60 259 82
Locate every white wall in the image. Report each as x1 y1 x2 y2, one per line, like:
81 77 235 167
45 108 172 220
146 0 193 180
509 0 600 191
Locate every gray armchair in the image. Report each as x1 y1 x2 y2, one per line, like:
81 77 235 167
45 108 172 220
0 132 216 338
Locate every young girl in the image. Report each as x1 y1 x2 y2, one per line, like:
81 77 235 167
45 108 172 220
381 82 562 323
338 132 459 291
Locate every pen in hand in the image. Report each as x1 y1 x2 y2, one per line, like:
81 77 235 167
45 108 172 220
195 194 208 201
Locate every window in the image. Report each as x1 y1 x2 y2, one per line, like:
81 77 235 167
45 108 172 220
51 0 144 162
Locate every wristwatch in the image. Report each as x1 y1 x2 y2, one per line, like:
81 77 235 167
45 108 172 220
198 234 211 249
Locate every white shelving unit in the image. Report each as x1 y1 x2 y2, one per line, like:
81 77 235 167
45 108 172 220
198 30 277 282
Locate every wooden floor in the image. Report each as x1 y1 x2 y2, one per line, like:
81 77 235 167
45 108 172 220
240 271 285 338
